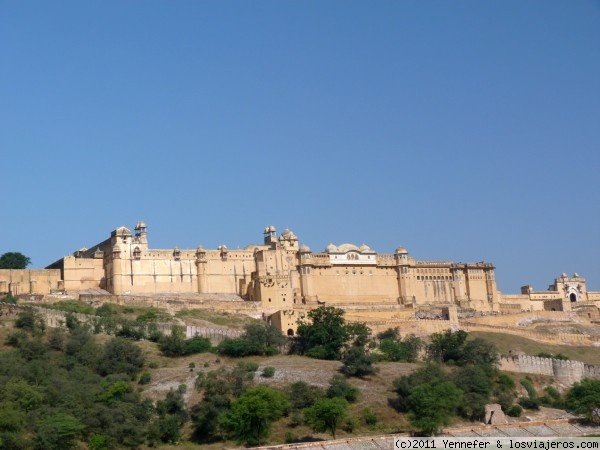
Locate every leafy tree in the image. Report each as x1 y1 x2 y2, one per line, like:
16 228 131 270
407 381 463 436
97 337 144 378
459 338 499 368
341 346 378 378
494 373 517 412
242 322 286 354
192 378 232 441
35 412 84 450
379 334 422 362
393 363 446 412
218 386 289 445
427 330 468 363
304 397 348 439
158 326 187 356
151 388 188 444
0 252 31 269
566 379 600 423
218 322 286 357
2 377 45 411
453 365 493 420
294 306 349 360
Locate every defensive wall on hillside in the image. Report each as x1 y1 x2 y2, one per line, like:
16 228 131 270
0 303 242 342
499 354 600 385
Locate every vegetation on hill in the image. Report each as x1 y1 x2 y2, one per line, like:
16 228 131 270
0 303 596 447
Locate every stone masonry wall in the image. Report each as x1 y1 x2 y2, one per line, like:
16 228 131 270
499 354 600 386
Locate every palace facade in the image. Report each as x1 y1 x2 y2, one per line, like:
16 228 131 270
42 222 500 310
1 222 598 334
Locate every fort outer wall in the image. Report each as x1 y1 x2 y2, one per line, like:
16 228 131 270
499 354 600 386
0 302 243 343
0 269 62 295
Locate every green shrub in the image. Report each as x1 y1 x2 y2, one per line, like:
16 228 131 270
363 408 378 425
237 361 259 372
342 417 358 433
148 330 163 343
519 397 540 410
285 431 297 444
6 330 28 347
327 375 359 402
184 336 212 354
288 410 303 428
2 294 18 304
262 366 276 378
148 361 159 369
507 405 523 417
139 372 152 385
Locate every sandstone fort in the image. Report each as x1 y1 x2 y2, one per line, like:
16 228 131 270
1 222 598 337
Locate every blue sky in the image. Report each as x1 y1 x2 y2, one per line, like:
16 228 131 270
1 1 599 293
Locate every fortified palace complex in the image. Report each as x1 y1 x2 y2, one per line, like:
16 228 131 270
1 222 599 335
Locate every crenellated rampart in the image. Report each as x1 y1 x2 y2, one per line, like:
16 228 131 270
499 354 600 385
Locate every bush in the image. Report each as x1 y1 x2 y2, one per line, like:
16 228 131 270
507 405 523 417
184 336 212 355
327 375 359 402
148 361 159 369
15 310 45 335
6 330 28 347
518 397 540 410
237 361 259 373
139 372 152 385
289 381 325 410
148 330 164 343
363 408 378 426
288 410 303 428
2 294 18 304
262 366 276 378
342 417 358 433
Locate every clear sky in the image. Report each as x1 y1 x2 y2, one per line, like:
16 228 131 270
1 1 599 293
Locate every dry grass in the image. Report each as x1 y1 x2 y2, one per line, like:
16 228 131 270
175 309 261 330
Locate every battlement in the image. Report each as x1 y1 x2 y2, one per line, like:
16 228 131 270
499 354 599 385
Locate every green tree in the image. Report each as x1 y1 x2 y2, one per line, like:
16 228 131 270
304 397 348 439
294 306 349 360
0 252 31 269
566 379 600 423
393 363 446 412
218 386 289 445
459 338 499 368
427 330 468 363
341 346 378 378
97 337 144 378
407 381 463 436
453 365 493 420
35 413 84 450
158 326 187 356
218 322 285 357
